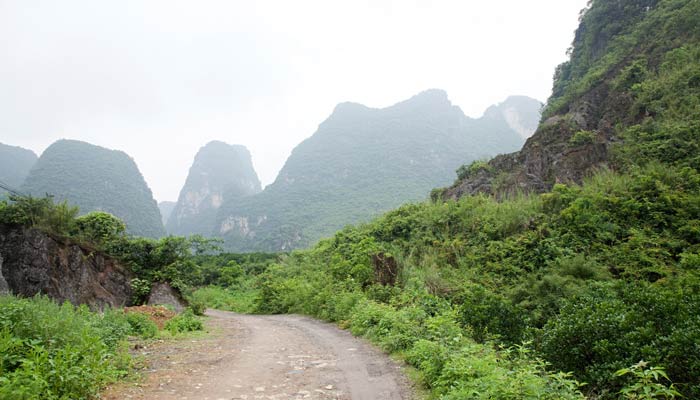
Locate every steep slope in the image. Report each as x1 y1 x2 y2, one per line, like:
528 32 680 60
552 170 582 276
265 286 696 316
167 141 261 236
0 143 37 195
158 201 176 226
252 2 700 398
22 140 165 238
216 90 541 251
443 0 700 199
0 224 133 309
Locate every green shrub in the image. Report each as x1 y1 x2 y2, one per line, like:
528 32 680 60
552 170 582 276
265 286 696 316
165 310 203 334
539 282 700 395
568 130 596 146
406 340 449 387
190 286 257 314
616 361 680 399
124 312 158 339
437 343 585 400
73 211 126 246
455 160 493 181
0 296 132 399
187 298 207 316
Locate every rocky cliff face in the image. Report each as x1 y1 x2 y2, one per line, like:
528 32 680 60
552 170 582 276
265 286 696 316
0 224 133 309
444 109 614 199
442 0 692 200
0 254 9 295
443 65 627 200
167 141 261 236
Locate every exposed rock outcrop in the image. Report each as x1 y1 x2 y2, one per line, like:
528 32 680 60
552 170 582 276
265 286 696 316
0 224 133 309
147 281 188 313
0 254 9 295
443 111 615 199
441 15 636 200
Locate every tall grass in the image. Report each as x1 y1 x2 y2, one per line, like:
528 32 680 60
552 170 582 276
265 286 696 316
0 295 150 400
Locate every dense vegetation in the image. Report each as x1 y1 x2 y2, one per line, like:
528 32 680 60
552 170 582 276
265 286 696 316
167 141 261 237
0 143 37 199
253 165 699 398
2 1 698 399
217 91 540 252
245 0 700 398
0 195 216 398
0 296 156 399
0 194 278 304
21 139 165 238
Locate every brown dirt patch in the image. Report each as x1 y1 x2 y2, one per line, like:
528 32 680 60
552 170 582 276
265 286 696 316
124 305 176 329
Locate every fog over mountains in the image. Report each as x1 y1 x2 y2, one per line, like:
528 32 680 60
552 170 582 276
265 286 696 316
166 141 261 237
0 143 37 197
21 140 165 238
2 90 540 247
212 90 540 251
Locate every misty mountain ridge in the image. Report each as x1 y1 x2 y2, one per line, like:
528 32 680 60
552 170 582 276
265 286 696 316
2 89 540 249
158 201 176 226
166 141 261 237
483 95 542 139
0 143 38 196
215 89 541 251
22 139 165 238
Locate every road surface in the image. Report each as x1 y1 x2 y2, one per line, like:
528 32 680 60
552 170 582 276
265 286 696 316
103 309 413 400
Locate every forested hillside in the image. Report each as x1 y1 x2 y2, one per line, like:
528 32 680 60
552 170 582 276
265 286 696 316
252 0 700 398
217 90 540 251
443 0 699 199
22 140 165 238
167 141 261 236
0 143 37 196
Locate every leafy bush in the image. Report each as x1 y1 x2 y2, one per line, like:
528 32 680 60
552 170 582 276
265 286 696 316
540 282 700 396
568 130 596 146
124 312 158 339
616 361 680 399
187 298 207 316
189 286 258 314
456 160 493 181
406 339 448 387
73 211 126 246
165 310 203 335
437 343 585 400
0 296 134 400
0 195 78 236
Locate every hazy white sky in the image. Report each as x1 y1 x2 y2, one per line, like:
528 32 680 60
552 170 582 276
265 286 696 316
1 0 588 202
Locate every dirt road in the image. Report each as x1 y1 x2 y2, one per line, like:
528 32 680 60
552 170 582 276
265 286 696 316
104 310 413 400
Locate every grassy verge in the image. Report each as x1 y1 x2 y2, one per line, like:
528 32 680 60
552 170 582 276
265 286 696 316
0 296 206 400
190 280 260 314
0 296 135 399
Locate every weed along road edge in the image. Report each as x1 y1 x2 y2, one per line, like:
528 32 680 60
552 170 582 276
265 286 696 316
104 309 414 400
